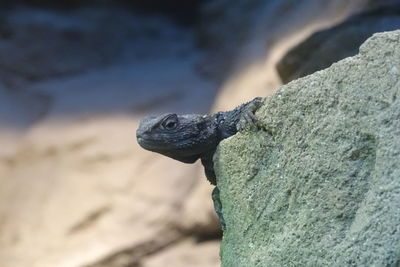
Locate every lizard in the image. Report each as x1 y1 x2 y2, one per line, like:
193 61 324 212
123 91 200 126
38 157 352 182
136 97 263 229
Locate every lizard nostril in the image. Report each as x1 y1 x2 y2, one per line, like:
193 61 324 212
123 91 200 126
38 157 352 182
136 126 151 143
136 127 146 139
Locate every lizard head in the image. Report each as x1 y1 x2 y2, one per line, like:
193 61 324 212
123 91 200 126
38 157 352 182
136 113 218 163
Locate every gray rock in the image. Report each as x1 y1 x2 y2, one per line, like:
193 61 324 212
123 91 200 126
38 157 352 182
277 1 400 84
215 30 400 266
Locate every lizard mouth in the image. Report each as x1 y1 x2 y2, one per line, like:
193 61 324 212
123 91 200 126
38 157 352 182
137 136 152 147
137 136 166 151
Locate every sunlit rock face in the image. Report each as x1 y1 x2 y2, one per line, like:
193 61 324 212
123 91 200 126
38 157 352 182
215 30 400 267
277 1 400 84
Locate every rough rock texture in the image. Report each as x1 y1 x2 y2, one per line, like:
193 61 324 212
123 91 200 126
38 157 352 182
215 30 400 266
277 1 400 84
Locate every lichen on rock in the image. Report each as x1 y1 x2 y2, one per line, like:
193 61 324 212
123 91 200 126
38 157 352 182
215 30 400 267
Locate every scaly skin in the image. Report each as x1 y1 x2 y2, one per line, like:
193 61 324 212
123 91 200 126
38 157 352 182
136 97 263 229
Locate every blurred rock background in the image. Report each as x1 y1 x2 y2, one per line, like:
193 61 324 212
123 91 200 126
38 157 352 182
0 1 397 266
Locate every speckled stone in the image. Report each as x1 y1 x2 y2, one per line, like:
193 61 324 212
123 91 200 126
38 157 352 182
216 30 400 267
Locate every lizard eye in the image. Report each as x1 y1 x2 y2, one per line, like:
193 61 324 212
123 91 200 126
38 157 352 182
165 121 177 129
161 114 178 130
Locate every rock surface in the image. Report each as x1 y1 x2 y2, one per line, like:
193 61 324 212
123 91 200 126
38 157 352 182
277 1 400 84
215 30 400 266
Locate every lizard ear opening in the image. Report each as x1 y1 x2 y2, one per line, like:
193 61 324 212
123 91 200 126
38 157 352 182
196 119 208 131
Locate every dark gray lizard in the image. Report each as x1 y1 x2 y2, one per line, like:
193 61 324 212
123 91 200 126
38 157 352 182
136 97 263 229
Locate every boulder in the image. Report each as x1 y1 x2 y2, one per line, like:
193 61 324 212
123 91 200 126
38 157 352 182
215 30 400 266
277 1 400 84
